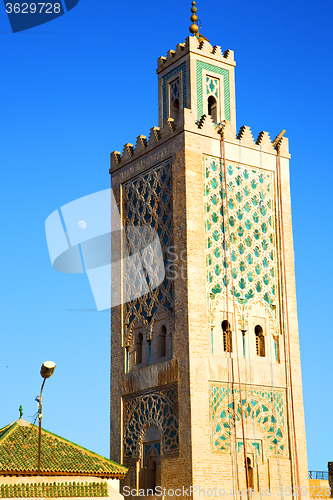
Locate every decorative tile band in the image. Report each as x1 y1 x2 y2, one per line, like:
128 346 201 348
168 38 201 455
210 382 288 458
162 62 187 122
123 386 179 461
0 482 108 498
196 60 230 121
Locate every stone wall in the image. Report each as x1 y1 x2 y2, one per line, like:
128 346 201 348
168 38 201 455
109 34 309 500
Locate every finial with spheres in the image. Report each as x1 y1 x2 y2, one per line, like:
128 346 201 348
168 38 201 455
189 1 199 35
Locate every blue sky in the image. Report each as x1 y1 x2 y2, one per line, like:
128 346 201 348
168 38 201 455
0 0 332 472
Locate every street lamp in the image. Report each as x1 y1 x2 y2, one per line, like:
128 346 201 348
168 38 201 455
37 361 56 474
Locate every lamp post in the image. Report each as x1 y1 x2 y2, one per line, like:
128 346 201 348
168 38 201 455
37 361 56 474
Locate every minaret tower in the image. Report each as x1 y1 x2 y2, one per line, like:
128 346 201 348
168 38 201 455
110 4 309 498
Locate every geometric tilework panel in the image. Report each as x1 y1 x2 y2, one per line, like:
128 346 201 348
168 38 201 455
162 62 186 122
203 156 279 321
170 78 180 103
123 160 174 343
210 383 288 458
196 60 230 121
206 76 219 98
123 386 179 461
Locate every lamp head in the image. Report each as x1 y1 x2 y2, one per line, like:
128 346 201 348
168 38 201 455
40 361 56 379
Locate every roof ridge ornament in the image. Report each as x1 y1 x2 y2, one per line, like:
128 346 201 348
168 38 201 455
189 1 199 35
189 2 210 42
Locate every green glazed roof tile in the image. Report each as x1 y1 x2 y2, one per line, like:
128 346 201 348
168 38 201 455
0 420 127 479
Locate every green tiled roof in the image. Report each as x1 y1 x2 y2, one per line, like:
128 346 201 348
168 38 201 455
0 426 11 441
0 420 127 479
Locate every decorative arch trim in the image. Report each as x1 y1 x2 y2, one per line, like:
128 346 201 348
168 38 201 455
123 385 179 462
209 382 288 459
196 61 230 121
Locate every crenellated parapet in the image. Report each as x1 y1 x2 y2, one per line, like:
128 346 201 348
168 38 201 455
192 111 289 156
157 39 189 72
157 35 235 74
256 130 275 152
236 125 289 156
110 118 179 171
237 125 255 145
110 113 290 172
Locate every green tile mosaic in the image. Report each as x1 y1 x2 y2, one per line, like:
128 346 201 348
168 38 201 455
209 383 288 458
203 156 279 319
196 61 230 121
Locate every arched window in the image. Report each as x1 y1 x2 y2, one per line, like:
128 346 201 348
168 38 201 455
136 332 143 365
255 325 265 357
222 320 232 353
208 95 218 123
246 457 254 490
170 78 180 124
171 98 179 123
158 325 166 358
140 426 160 495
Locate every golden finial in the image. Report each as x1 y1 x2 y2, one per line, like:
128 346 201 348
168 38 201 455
189 1 199 35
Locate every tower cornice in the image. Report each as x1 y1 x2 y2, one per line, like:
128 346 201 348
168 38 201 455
157 36 235 75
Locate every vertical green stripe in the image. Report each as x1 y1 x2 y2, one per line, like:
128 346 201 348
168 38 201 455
196 60 230 121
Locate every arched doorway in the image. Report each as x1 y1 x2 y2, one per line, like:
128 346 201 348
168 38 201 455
139 425 161 495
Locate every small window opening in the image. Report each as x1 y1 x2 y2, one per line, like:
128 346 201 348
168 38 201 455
148 460 157 493
242 330 246 358
255 325 265 357
171 98 179 123
274 336 280 363
159 325 166 358
170 78 180 123
208 95 218 123
148 340 151 366
136 332 143 365
125 346 129 373
246 457 254 490
222 320 232 353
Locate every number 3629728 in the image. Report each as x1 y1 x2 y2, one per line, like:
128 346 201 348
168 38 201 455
5 3 61 13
